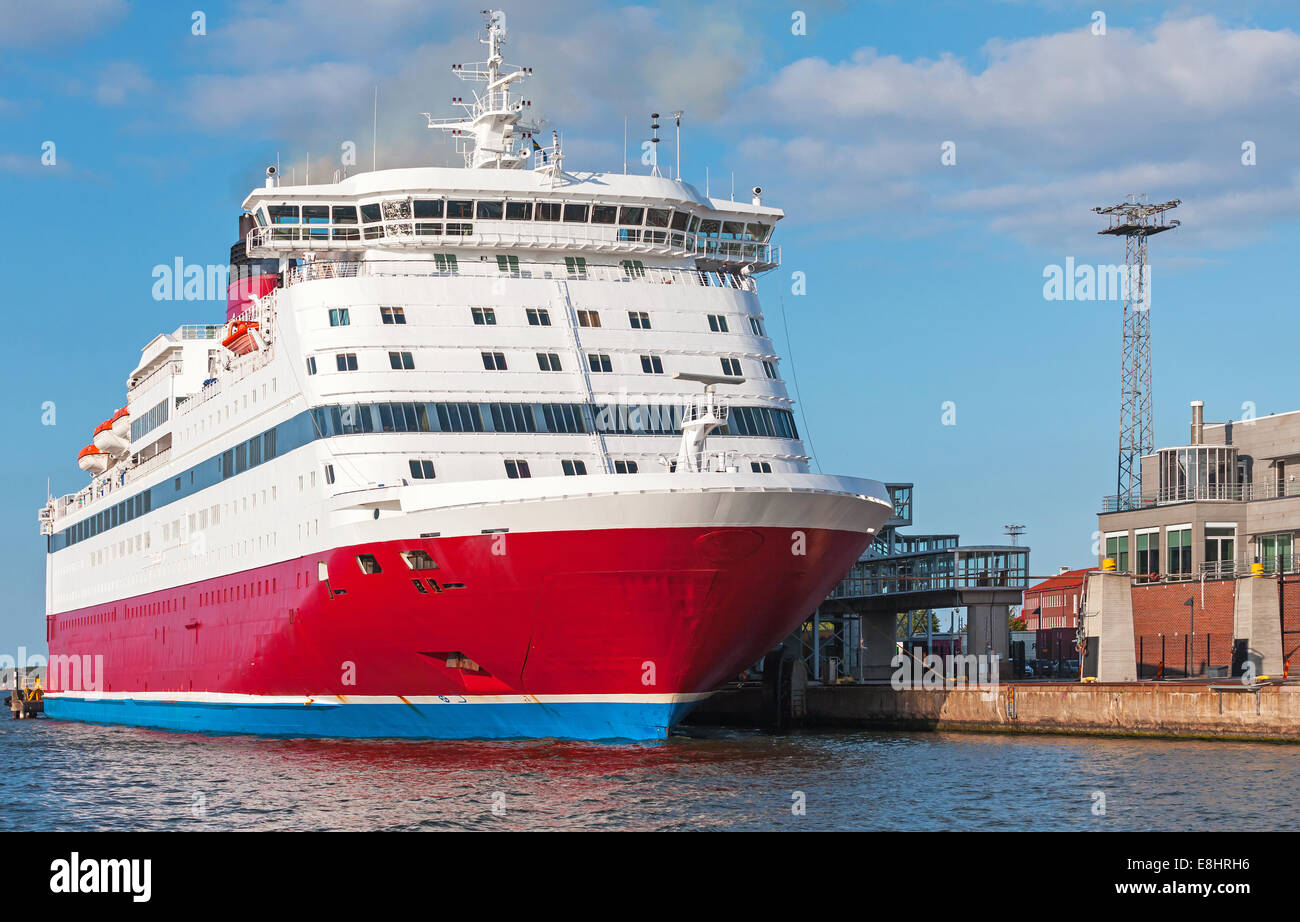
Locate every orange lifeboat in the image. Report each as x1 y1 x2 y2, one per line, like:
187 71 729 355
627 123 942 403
110 405 130 440
222 320 261 355
93 417 129 459
77 444 110 475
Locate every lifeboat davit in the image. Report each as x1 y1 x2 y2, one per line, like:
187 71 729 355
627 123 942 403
110 405 130 440
92 418 129 459
222 320 261 355
77 445 110 475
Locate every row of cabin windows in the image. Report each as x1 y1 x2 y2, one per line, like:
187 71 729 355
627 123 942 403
261 201 772 242
324 303 766 338
403 456 758 480
314 348 771 379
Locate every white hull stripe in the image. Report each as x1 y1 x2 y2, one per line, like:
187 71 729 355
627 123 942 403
45 690 714 707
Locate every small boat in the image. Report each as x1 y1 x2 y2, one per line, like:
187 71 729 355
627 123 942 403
76 445 109 475
92 419 129 459
222 320 261 355
110 405 130 440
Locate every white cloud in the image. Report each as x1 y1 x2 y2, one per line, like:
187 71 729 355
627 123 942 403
95 60 152 106
0 0 127 47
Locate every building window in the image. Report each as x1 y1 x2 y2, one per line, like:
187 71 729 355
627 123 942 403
1167 526 1192 578
472 307 497 325
577 309 601 328
628 311 651 329
329 308 350 327
526 308 551 326
1205 525 1236 575
381 306 406 325
408 459 436 480
640 355 664 374
1258 533 1294 573
1105 533 1129 572
306 356 317 375
336 353 358 371
389 351 415 370
613 460 638 474
482 351 507 370
707 314 729 333
762 360 777 379
356 554 382 574
1135 530 1159 582
561 459 588 476
505 459 531 479
751 461 773 473
587 353 612 373
324 464 335 485
720 357 742 376
565 256 587 279
536 352 562 371
496 254 520 275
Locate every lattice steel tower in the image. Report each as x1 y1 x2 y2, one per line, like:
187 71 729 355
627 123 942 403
1092 195 1180 505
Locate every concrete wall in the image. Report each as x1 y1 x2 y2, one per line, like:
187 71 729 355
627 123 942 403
689 682 1300 742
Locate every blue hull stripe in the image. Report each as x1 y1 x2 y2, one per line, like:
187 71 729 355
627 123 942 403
45 695 699 741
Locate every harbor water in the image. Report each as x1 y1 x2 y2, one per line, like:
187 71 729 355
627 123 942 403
4 720 1297 831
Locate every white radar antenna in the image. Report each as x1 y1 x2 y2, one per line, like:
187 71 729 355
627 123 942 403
423 9 558 172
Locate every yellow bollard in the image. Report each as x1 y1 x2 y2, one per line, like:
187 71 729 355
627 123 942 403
1251 562 1265 577
1102 558 1116 571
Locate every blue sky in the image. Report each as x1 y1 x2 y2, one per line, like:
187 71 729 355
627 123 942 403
3 0 1300 652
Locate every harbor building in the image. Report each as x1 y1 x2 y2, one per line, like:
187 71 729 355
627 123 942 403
1087 401 1300 679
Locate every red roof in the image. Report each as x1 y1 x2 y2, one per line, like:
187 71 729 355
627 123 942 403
1025 568 1092 594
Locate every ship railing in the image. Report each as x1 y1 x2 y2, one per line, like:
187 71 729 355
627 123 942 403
127 360 181 394
285 259 757 292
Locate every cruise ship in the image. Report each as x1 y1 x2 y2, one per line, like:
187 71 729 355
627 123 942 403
37 11 893 740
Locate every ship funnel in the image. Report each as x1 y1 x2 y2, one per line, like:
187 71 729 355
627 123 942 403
1190 400 1204 445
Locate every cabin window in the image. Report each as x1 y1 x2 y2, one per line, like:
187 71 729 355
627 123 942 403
496 254 520 274
472 307 496 325
536 352 562 371
620 260 646 278
434 253 458 274
628 310 650 329
476 201 504 220
587 353 612 373
618 206 644 225
526 308 550 326
535 202 562 221
324 464 335 484
336 353 358 371
329 308 349 327
506 201 532 220
563 203 589 222
640 355 664 374
763 360 777 379
591 205 617 224
356 554 382 575
401 550 439 570
561 460 588 476
751 462 773 473
446 200 473 219
481 351 507 371
720 357 742 376
749 316 764 335
565 256 587 278
388 351 415 370
708 314 729 332
576 310 601 327
380 306 406 324
614 460 638 474
306 356 317 375
504 459 531 479
408 460 436 480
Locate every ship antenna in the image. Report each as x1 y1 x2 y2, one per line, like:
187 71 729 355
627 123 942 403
672 110 682 180
649 112 661 177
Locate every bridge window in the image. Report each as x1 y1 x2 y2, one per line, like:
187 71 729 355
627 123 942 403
646 208 670 228
671 211 689 231
414 200 444 218
563 203 589 222
536 202 561 221
506 201 532 220
618 206 644 225
446 200 473 219
476 200 504 219
698 219 719 237
303 205 330 238
268 205 299 224
591 205 617 224
332 205 359 240
561 460 587 476
747 222 771 242
722 221 745 239
360 203 382 239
